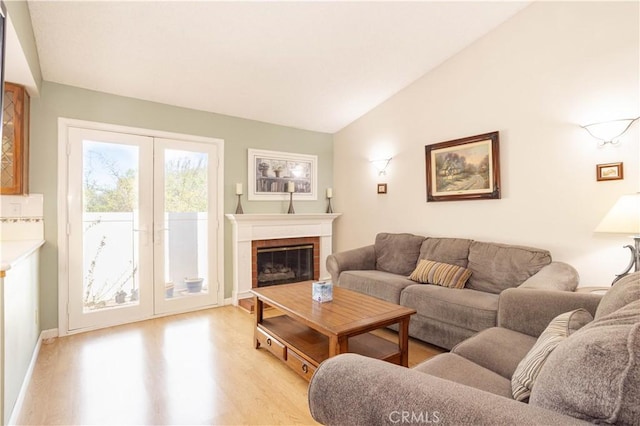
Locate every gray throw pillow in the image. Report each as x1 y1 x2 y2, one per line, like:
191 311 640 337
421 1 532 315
530 300 640 425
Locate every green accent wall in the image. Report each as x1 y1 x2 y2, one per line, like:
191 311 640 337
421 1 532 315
30 81 333 330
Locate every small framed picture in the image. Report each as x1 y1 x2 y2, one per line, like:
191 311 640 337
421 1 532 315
377 183 387 194
596 162 623 181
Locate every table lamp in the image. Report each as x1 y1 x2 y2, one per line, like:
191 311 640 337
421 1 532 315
595 193 640 284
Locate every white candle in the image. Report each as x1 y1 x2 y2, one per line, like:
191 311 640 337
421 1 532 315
287 181 295 193
235 183 243 195
326 188 333 198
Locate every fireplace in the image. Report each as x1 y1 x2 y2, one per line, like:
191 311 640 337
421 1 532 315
225 213 341 307
257 244 314 286
251 237 320 288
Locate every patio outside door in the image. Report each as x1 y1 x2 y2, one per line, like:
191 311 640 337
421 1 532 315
66 127 220 332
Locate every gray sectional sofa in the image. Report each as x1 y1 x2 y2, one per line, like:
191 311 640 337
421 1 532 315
327 232 579 349
308 273 640 425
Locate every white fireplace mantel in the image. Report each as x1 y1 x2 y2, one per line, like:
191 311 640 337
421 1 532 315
225 213 341 304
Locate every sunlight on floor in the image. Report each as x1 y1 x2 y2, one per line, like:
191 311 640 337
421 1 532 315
16 306 441 425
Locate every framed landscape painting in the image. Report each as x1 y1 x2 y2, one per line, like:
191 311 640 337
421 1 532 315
425 131 501 202
248 149 317 200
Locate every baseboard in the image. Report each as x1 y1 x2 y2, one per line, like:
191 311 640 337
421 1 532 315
40 328 59 340
7 328 58 425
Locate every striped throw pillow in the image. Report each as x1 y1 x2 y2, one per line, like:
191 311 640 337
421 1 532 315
408 259 472 289
511 308 593 402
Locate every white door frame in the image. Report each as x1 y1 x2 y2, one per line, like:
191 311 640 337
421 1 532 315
57 118 225 336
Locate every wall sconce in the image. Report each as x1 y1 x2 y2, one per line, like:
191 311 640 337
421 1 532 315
371 158 392 176
582 117 638 146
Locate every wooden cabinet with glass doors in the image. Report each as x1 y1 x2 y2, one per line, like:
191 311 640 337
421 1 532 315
1 82 30 194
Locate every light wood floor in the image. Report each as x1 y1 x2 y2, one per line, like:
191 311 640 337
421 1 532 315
16 306 443 425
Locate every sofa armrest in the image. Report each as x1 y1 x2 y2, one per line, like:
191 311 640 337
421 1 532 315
308 354 589 425
326 244 376 284
498 288 602 337
518 261 579 291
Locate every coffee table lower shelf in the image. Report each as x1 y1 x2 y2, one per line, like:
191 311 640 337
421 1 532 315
256 315 402 381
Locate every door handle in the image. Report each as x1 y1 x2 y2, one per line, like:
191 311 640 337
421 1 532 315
133 226 151 246
155 226 169 244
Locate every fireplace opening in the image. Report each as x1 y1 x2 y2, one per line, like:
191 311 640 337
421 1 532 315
257 244 314 287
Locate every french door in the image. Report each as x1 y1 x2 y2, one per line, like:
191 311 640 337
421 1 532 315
66 126 221 332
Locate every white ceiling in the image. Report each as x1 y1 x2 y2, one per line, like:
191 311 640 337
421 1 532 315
26 1 530 134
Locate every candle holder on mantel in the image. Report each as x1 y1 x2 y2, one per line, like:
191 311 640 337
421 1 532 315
287 191 295 214
235 194 244 214
326 197 333 214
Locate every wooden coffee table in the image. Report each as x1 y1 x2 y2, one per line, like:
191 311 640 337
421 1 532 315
251 281 416 381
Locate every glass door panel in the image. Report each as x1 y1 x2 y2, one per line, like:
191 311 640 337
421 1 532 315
163 149 209 299
154 139 219 313
82 141 140 311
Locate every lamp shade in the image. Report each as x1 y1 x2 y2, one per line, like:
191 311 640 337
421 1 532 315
371 158 392 175
582 118 638 144
595 193 640 235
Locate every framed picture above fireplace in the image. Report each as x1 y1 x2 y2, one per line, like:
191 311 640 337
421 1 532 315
248 149 318 200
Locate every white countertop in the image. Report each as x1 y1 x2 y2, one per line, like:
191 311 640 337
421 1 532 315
0 239 45 275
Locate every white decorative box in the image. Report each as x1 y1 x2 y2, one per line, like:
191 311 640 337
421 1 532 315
312 281 333 303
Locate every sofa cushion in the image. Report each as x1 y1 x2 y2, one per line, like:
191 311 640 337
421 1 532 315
418 237 472 268
530 300 640 425
452 327 537 380
400 284 498 332
408 314 478 350
467 241 552 294
408 259 472 289
511 309 593 402
374 233 425 276
338 270 415 304
594 271 640 320
415 353 513 398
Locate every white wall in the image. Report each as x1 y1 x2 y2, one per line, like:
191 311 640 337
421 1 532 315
333 2 639 287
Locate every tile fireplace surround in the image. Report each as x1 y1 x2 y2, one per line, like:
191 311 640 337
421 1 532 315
225 213 341 305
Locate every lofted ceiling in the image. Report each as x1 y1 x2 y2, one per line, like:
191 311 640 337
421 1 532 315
26 1 530 133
